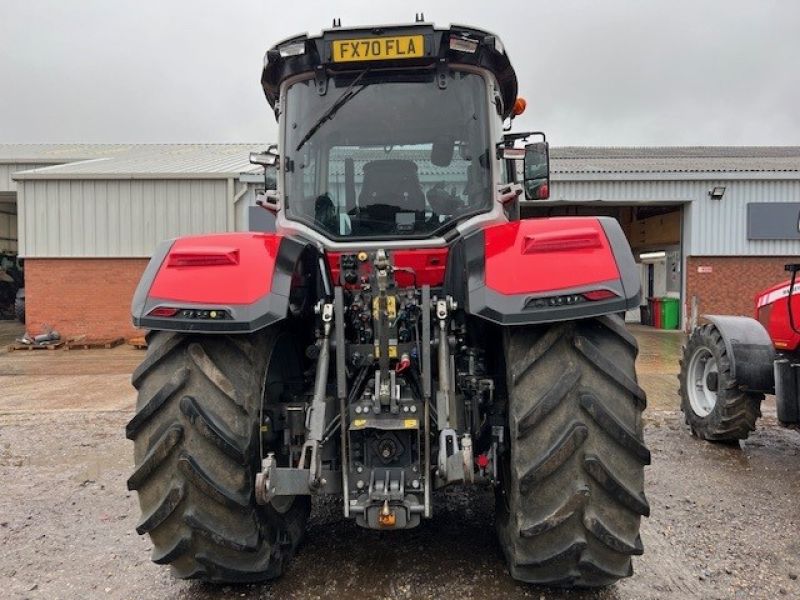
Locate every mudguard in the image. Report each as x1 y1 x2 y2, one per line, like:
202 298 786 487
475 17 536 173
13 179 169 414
703 315 776 393
446 216 640 325
756 278 800 352
132 233 313 333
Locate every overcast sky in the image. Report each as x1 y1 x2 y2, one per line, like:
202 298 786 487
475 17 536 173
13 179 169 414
1 0 798 146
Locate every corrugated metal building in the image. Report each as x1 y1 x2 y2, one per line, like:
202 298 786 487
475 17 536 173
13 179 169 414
15 144 263 257
8 144 263 338
1 145 136 253
4 144 799 338
532 146 800 327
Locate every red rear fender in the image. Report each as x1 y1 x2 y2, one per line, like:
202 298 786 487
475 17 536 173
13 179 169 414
756 278 800 352
132 233 314 333
446 217 640 325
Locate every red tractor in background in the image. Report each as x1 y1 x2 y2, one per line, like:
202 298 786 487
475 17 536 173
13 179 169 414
127 21 649 588
680 264 800 439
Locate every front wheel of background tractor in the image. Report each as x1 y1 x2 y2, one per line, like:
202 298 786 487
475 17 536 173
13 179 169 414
497 315 650 587
679 323 762 441
14 295 24 323
127 328 310 582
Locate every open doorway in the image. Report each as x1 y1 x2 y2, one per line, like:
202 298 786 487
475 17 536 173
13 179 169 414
521 202 684 328
0 193 22 323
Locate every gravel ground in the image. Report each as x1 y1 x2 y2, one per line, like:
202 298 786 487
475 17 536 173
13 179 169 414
1 324 799 599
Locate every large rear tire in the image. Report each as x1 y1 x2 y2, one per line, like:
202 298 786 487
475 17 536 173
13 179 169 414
679 323 762 441
127 328 310 582
497 315 650 587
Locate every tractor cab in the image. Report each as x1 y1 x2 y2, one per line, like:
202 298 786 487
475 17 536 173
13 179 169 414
254 23 549 244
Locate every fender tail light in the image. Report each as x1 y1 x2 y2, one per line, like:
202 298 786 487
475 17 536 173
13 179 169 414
148 306 179 317
583 289 618 301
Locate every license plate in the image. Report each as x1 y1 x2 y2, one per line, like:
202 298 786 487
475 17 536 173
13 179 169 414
331 35 424 63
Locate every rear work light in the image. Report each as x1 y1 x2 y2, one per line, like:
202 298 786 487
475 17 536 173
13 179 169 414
147 307 232 320
527 293 585 309
525 289 619 310
449 35 478 53
279 41 306 57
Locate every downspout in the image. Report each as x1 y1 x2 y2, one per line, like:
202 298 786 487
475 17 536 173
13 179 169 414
17 181 26 258
680 201 690 331
227 177 251 232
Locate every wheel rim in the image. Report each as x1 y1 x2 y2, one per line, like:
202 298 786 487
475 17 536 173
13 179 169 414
687 346 719 417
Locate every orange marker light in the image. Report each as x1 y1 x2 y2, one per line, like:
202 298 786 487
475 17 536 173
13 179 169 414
378 499 396 527
378 512 396 527
512 97 527 116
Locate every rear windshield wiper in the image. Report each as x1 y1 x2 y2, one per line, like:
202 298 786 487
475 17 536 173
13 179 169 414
295 70 370 151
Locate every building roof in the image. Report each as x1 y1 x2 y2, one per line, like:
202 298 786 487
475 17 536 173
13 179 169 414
0 144 136 164
5 143 800 181
10 144 265 180
550 146 800 174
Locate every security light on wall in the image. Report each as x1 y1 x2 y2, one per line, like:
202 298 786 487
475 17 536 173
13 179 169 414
709 186 726 200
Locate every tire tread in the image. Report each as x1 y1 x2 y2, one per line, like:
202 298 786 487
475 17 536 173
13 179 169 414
679 324 763 441
497 315 648 588
128 330 308 583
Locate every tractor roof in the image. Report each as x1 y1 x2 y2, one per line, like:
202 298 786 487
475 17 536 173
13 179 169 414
260 23 518 119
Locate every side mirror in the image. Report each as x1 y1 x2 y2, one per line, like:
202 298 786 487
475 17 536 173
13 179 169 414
524 141 550 200
249 143 279 167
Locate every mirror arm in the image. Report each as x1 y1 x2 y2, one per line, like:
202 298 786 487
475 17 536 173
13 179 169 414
496 183 523 205
256 190 281 214
249 144 280 167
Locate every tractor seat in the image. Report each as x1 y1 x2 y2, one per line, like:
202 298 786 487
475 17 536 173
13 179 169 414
357 160 426 213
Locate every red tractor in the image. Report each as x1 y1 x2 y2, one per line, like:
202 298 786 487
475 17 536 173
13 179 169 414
127 21 648 587
680 264 800 439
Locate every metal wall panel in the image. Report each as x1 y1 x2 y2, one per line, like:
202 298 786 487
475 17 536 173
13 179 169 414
18 179 231 257
685 179 800 256
550 178 800 256
0 163 52 192
552 178 698 203
17 175 800 258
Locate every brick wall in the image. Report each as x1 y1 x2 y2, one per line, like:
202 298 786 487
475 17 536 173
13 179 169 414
21 255 796 338
686 256 796 321
24 258 149 340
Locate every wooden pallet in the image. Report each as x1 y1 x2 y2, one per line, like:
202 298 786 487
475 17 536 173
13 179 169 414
8 340 64 351
65 337 124 350
127 336 148 350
